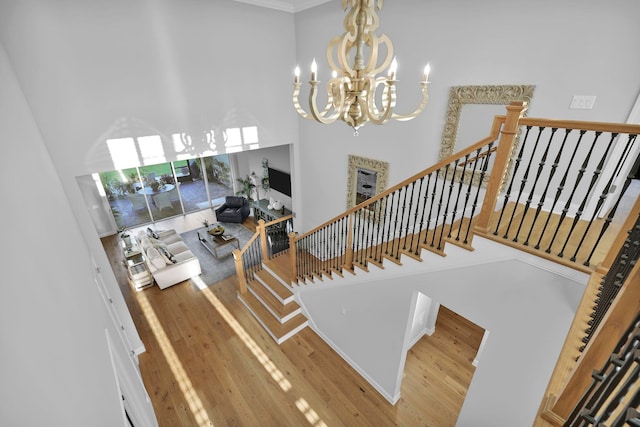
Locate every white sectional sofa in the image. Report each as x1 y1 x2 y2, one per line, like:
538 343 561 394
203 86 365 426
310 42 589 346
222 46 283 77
136 229 201 289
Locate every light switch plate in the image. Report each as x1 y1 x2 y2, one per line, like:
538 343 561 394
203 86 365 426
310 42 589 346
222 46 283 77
570 95 597 109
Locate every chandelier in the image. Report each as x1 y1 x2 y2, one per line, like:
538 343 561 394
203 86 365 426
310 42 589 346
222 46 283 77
292 0 430 135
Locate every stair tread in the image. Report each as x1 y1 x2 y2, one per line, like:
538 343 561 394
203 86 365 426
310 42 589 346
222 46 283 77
247 279 300 319
264 257 293 284
238 292 307 341
255 269 293 301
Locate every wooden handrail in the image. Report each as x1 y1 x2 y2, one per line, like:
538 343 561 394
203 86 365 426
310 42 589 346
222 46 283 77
547 261 640 422
264 214 294 227
294 115 508 242
517 117 640 134
233 230 260 294
236 215 294 258
597 195 640 273
234 214 295 292
235 228 261 257
458 146 497 167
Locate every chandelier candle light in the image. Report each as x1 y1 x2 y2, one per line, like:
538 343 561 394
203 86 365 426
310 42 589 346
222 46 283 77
292 0 430 135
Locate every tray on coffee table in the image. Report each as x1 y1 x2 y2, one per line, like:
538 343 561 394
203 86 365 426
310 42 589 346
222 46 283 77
198 231 240 259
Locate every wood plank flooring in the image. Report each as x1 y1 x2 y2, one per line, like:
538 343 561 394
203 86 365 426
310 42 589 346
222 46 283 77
102 216 483 426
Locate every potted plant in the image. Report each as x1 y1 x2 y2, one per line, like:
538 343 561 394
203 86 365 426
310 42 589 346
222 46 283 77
119 227 132 248
261 158 270 191
236 175 256 201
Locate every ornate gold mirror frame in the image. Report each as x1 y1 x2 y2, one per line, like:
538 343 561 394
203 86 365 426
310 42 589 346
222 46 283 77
347 154 389 221
439 84 535 186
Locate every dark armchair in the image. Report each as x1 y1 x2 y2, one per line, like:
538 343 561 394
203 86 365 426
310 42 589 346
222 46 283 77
215 196 251 223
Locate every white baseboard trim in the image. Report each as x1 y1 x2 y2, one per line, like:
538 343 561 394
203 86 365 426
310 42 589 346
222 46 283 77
407 326 435 350
308 323 400 405
133 344 146 357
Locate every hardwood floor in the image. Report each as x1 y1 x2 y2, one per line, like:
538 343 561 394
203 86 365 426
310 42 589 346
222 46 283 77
102 216 484 426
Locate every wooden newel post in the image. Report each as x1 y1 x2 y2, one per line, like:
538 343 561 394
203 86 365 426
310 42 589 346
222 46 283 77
474 101 528 234
289 232 298 281
233 249 247 294
257 219 268 260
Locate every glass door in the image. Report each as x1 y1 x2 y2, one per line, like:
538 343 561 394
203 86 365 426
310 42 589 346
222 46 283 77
97 154 236 233
174 158 209 213
137 163 178 222
99 168 151 230
202 154 233 207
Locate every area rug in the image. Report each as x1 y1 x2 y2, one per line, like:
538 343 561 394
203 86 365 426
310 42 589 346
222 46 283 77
180 223 255 290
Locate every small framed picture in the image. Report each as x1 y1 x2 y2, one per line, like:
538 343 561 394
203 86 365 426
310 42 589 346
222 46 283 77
346 155 389 221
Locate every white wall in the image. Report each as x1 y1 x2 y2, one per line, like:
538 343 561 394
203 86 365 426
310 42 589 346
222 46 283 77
407 292 439 347
293 0 640 231
0 0 298 235
0 1 299 424
0 44 155 427
235 144 293 208
1 0 636 423
298 238 588 425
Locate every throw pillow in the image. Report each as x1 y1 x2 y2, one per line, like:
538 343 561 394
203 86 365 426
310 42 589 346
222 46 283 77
139 237 152 252
146 227 160 239
159 246 177 264
146 247 166 270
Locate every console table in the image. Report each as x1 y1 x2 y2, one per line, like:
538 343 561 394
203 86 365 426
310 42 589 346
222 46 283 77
121 236 153 290
252 199 292 223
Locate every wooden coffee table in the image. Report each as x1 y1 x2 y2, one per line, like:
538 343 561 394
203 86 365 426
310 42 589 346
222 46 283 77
197 231 240 259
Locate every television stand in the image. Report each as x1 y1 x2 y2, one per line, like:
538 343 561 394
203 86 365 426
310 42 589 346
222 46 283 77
252 198 291 223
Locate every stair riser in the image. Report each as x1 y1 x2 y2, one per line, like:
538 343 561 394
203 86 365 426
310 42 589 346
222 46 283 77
262 263 294 291
255 274 295 305
248 286 301 324
238 295 308 344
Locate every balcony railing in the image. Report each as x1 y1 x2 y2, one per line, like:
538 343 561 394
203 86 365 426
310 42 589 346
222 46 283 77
233 215 293 293
233 102 640 424
289 103 640 282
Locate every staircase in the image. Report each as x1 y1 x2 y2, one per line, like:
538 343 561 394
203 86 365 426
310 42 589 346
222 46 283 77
236 248 308 344
233 102 640 424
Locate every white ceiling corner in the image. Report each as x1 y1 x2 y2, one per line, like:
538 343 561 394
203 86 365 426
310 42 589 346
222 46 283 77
233 0 332 13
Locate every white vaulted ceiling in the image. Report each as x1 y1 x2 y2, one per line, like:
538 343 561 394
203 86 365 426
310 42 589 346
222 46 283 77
233 0 332 13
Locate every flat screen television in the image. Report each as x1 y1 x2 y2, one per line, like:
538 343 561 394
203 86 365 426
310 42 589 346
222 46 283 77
268 167 291 197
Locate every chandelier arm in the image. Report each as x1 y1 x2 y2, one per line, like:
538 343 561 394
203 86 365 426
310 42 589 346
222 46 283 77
390 81 430 122
332 78 350 110
366 77 396 125
308 81 345 124
292 82 311 119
